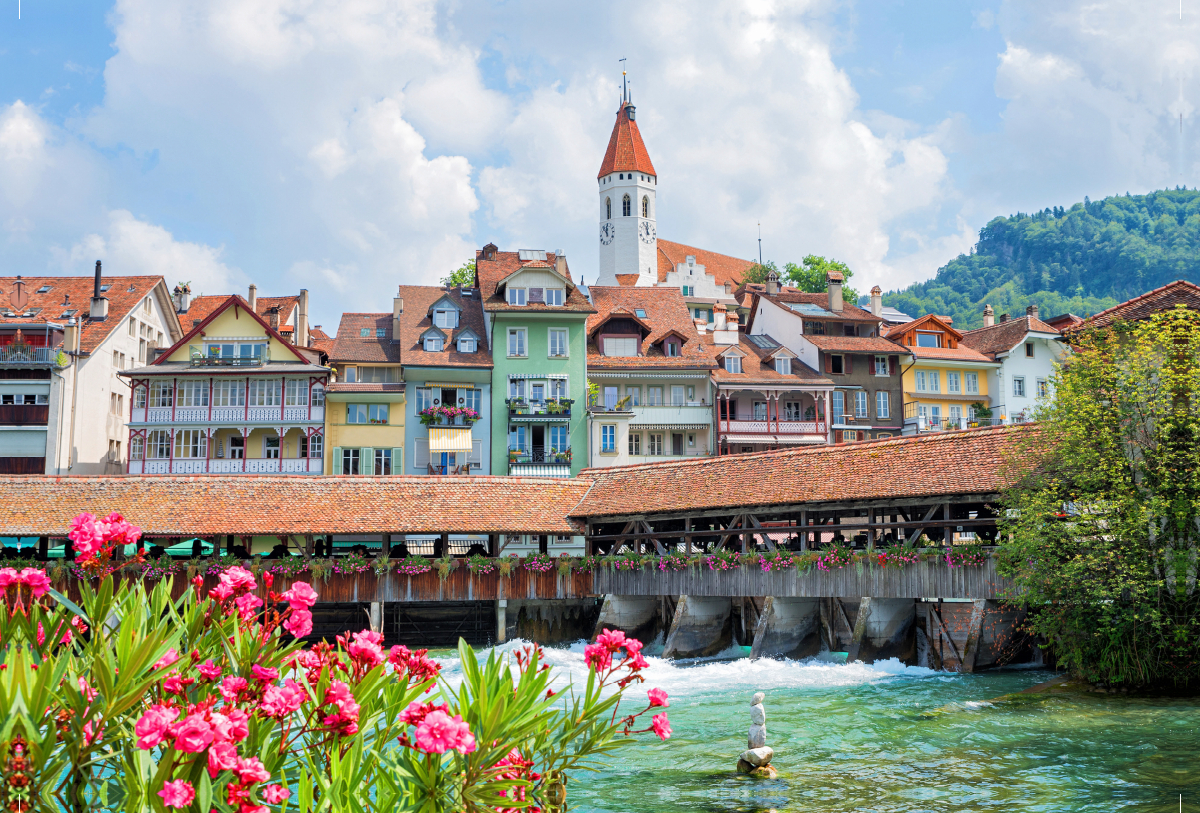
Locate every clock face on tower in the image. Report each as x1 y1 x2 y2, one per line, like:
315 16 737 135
600 222 615 245
639 221 656 244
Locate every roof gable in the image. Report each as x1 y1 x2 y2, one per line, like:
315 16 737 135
156 295 308 365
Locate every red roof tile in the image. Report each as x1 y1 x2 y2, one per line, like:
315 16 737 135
394 286 492 369
656 240 755 288
597 102 656 178
329 314 402 364
960 316 1061 360
475 249 596 315
743 286 880 323
151 295 311 367
802 335 910 354
183 294 300 331
703 333 833 386
573 424 1041 518
587 287 717 370
1075 280 1200 331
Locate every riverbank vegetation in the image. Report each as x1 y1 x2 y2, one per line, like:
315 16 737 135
999 307 1200 690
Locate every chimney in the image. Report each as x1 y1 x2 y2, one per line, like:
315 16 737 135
827 270 844 313
870 285 882 318
297 289 310 347
555 251 568 279
248 284 257 312
1000 313 1009 323
64 317 80 354
173 283 191 314
267 306 280 330
392 287 404 343
1026 304 1039 320
983 304 994 328
694 318 707 335
89 260 109 320
766 269 779 296
713 304 738 345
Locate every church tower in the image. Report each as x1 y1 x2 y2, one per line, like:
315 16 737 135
595 79 657 287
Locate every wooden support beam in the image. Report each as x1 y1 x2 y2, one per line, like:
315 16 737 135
685 517 692 556
906 504 941 545
928 603 962 670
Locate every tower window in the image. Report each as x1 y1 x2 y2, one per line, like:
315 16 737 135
641 196 649 218
619 173 624 180
622 194 631 217
606 197 611 219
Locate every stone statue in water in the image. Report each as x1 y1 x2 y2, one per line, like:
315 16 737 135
737 691 778 778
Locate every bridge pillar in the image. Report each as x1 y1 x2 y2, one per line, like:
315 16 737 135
496 600 507 644
592 596 666 645
847 597 916 664
369 601 382 633
662 596 733 659
750 597 821 660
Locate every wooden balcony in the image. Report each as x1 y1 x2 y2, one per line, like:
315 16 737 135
0 404 49 426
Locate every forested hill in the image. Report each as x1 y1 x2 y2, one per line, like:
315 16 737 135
881 188 1200 330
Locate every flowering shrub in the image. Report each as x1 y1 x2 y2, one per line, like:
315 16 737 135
396 555 433 576
522 552 554 573
656 551 690 571
575 555 604 573
877 544 920 569
418 405 481 426
702 549 742 571
434 556 459 580
758 549 800 572
556 553 575 576
816 542 854 571
945 544 987 568
466 554 496 575
331 553 375 575
612 551 647 572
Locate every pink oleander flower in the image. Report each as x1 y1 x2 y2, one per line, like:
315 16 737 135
158 780 195 809
398 700 447 726
135 705 180 750
282 581 318 609
651 713 672 740
102 512 142 548
647 688 669 708
624 637 644 657
35 622 45 646
209 582 234 602
68 513 106 561
584 642 612 672
221 675 249 701
17 568 50 597
77 676 98 704
162 673 186 695
347 629 386 668
283 607 312 638
261 784 290 804
414 710 476 755
234 593 264 617
250 664 278 682
153 648 180 671
595 628 626 650
197 659 222 681
221 566 257 592
234 756 270 784
172 713 215 753
82 719 103 746
0 568 17 589
629 652 649 670
207 741 239 777
260 679 306 718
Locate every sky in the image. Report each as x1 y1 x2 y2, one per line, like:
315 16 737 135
1 0 1197 331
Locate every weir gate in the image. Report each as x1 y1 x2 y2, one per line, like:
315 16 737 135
0 425 1041 672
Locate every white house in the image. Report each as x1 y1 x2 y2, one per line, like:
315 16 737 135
959 305 1068 422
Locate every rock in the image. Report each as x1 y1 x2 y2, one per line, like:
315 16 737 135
747 724 767 749
749 704 766 725
739 746 774 768
749 765 779 779
751 692 765 706
736 758 754 774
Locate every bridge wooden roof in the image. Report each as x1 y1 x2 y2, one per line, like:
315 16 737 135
572 424 1041 519
0 476 589 537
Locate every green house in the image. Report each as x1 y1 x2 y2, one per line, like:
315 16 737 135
475 244 594 477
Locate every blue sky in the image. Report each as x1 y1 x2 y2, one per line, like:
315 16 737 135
0 1 1194 329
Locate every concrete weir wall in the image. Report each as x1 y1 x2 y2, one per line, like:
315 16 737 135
847 597 916 664
592 595 671 645
750 597 822 660
502 599 602 644
662 596 733 659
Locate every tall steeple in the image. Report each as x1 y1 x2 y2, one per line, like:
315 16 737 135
596 72 657 287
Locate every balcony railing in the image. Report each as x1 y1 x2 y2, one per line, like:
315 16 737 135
722 416 825 435
0 347 53 366
188 346 269 367
507 445 572 465
506 398 573 419
131 406 324 424
130 457 324 475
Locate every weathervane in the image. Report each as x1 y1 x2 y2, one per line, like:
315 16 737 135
620 57 628 104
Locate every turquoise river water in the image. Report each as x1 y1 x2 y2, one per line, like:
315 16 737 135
435 641 1200 813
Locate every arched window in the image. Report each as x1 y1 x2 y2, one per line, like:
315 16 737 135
641 196 649 218
606 197 611 219
622 194 631 217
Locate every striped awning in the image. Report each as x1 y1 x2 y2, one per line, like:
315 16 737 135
429 427 473 452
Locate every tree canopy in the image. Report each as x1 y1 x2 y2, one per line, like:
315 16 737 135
743 256 859 303
884 188 1200 329
441 260 476 287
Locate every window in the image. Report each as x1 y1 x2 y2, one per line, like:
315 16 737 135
724 355 741 374
360 328 370 337
641 195 649 218
507 380 525 400
854 391 868 418
603 337 637 357
1036 378 1048 398
369 404 389 424
110 393 120 415
775 357 790 375
508 328 527 357
622 194 631 217
876 391 890 419
603 386 618 410
628 432 642 455
626 385 641 406
947 372 961 394
177 380 209 408
347 404 369 424
147 430 171 459
648 433 664 455
805 321 826 335
459 388 481 410
545 289 564 306
373 448 392 475
664 340 681 357
784 401 801 420
874 356 888 376
113 350 120 368
949 405 962 420
681 285 694 296
965 372 979 394
829 355 844 375
647 386 663 406
263 436 280 459
548 425 569 451
285 380 308 406
424 337 443 352
139 339 147 363
174 430 207 459
433 308 458 328
507 288 527 306
549 329 568 356
128 318 137 337
1025 342 1034 358
548 379 567 399
214 380 246 407
357 366 398 384
753 401 767 420
916 332 941 348
143 297 151 314
1013 376 1026 397
134 386 147 409
309 434 323 458
376 328 386 338
229 436 244 459
249 380 281 406
832 391 845 423
107 440 121 464
606 197 611 219
671 386 685 406
601 425 616 453
130 435 144 461
150 381 174 408
342 448 360 475
457 337 476 352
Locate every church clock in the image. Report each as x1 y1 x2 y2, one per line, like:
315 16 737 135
600 222 615 245
639 221 656 244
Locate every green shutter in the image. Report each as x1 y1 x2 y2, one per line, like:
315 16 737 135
332 447 342 475
392 447 404 475
361 447 374 475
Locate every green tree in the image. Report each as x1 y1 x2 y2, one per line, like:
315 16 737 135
441 259 476 287
781 255 859 303
999 305 1200 689
740 261 776 285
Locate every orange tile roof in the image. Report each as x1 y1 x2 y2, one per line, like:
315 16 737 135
182 294 300 331
703 333 833 386
657 240 755 288
329 314 402 364
0 275 179 354
393 285 492 369
960 315 1061 360
802 335 910 354
586 286 716 370
905 345 994 363
597 102 656 178
475 248 596 315
743 286 879 323
0 476 589 536
614 274 641 286
573 424 1041 518
1074 280 1200 331
308 326 334 355
150 295 311 368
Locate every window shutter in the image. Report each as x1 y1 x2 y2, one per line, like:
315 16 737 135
889 356 898 376
528 287 544 304
824 354 832 374
332 447 342 475
392 448 404 474
415 439 430 468
844 354 853 375
361 448 374 474
469 440 482 467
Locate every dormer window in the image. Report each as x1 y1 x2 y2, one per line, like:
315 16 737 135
725 356 741 374
603 337 637 357
507 288 527 306
664 340 680 357
458 337 476 353
916 332 942 347
433 308 458 328
424 337 443 352
775 357 791 375
545 288 564 306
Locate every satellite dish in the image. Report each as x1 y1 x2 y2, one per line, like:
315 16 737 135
10 278 29 311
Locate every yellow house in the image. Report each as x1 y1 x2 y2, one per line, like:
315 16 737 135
121 294 330 475
883 314 999 433
323 311 407 475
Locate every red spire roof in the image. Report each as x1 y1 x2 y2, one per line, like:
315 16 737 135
597 102 656 178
